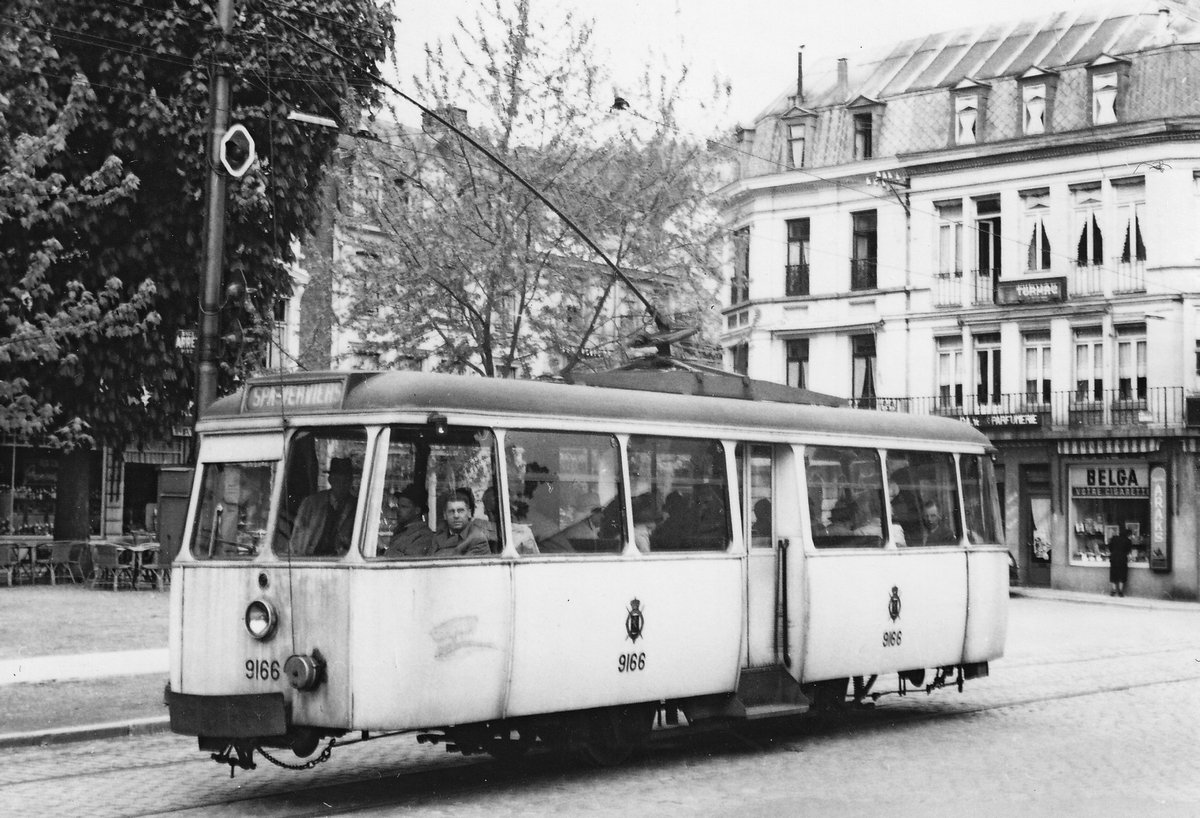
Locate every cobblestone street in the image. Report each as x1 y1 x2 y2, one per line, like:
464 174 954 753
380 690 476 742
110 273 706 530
2 593 1198 817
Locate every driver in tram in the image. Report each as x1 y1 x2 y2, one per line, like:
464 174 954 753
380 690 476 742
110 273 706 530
289 457 358 556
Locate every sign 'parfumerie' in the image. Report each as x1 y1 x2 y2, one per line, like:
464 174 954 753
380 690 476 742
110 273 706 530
243 380 345 412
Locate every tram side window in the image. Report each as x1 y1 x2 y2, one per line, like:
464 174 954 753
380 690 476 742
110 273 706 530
627 436 730 552
885 450 962 546
806 446 887 549
961 455 1001 544
375 425 498 558
274 430 368 558
505 430 624 555
736 443 774 548
189 462 275 560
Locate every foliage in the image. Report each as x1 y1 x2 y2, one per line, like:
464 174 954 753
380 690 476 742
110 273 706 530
340 0 726 378
0 0 394 449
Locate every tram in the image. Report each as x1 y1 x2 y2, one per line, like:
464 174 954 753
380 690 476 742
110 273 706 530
166 370 1007 772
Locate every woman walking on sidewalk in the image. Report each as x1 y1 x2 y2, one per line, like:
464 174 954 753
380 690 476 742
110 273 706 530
1107 527 1132 597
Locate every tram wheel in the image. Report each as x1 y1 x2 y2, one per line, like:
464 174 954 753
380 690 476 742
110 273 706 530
485 728 536 762
579 704 654 767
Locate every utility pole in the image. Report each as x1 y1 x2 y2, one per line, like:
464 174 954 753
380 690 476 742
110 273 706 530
196 0 234 412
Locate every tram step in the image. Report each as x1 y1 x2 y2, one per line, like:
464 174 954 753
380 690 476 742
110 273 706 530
742 702 811 720
736 665 809 709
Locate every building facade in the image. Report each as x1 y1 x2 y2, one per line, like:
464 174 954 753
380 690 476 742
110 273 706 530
721 1 1200 599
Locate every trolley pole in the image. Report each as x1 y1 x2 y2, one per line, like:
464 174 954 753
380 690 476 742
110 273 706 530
196 0 234 412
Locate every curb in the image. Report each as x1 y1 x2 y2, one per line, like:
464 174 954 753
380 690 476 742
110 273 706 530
0 716 171 750
1010 586 1200 611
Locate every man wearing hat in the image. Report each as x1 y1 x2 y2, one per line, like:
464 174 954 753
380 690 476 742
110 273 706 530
383 484 435 558
290 456 358 556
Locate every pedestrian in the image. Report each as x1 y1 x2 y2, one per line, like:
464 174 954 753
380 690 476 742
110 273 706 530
1107 525 1132 597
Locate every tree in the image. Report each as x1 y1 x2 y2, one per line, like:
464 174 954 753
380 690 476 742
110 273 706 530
0 0 395 451
339 0 727 378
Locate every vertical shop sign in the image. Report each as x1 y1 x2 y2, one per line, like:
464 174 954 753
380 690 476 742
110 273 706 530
1149 466 1169 571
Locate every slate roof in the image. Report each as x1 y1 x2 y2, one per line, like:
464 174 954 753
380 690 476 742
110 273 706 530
755 0 1200 122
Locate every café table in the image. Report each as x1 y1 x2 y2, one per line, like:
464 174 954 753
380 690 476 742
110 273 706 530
117 541 162 590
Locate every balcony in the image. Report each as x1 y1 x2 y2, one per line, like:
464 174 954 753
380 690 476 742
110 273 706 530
785 263 809 297
1114 259 1146 293
1070 258 1147 297
972 269 999 305
932 272 961 307
1072 262 1103 296
858 388 1184 430
851 259 877 291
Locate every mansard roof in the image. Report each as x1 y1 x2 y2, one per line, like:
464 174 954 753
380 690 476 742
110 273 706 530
757 0 1200 121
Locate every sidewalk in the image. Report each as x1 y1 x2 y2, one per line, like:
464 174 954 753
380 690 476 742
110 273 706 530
3 583 1199 750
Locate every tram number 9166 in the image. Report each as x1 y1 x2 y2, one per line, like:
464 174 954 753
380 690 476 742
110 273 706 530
246 659 281 681
618 652 645 673
882 630 902 648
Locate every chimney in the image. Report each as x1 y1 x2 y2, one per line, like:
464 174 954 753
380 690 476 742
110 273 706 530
837 58 849 101
796 46 805 104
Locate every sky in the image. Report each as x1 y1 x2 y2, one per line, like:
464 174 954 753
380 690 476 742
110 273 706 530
390 0 1088 131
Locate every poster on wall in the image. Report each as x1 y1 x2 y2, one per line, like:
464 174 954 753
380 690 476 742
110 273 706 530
1149 466 1169 572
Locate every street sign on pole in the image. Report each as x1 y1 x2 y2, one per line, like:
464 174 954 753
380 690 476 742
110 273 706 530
219 124 255 177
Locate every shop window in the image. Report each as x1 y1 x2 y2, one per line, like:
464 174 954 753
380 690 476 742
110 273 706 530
627 436 729 552
975 333 1002 407
851 210 877 290
504 430 624 556
785 218 810 296
736 443 774 548
1116 324 1147 402
807 445 887 549
1023 331 1052 405
852 334 877 408
731 226 750 305
1074 327 1104 402
936 336 964 410
885 450 962 547
1069 464 1150 568
1022 189 1052 272
786 338 809 389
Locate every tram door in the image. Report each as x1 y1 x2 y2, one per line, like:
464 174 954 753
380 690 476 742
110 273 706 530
736 443 796 668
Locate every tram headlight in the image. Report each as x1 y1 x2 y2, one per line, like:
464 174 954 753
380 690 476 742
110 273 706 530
245 599 278 640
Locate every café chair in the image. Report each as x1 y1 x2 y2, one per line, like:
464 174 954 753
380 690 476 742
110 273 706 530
0 542 29 586
47 541 87 585
90 542 135 591
137 545 169 591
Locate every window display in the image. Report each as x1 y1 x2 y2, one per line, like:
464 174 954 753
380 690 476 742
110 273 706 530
1069 463 1150 568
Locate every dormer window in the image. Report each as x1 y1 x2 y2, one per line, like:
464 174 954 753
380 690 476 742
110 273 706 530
853 113 873 159
1023 84 1046 135
950 79 989 147
955 96 978 144
780 104 817 169
1087 55 1129 127
1018 67 1058 137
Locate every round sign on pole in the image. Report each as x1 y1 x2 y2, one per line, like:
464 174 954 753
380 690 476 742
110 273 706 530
220 124 256 178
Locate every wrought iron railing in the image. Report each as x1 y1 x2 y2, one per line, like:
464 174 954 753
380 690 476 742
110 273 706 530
972 268 999 305
932 272 961 307
785 263 809 297
853 387 1185 428
851 259 877 291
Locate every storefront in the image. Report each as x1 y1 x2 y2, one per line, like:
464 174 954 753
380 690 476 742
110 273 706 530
1067 462 1152 571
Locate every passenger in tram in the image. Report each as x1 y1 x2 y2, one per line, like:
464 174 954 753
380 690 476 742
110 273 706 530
692 483 728 548
808 492 828 537
650 491 693 550
383 485 434 558
480 486 503 553
919 500 958 545
752 499 772 539
508 499 540 555
289 457 359 556
432 490 492 557
631 493 661 553
888 469 922 544
824 497 856 536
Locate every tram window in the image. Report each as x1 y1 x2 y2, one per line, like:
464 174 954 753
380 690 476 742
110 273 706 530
376 425 498 558
274 430 368 558
885 450 963 546
806 446 886 549
736 443 774 548
505 430 624 555
627 436 730 552
189 461 275 560
962 455 1001 544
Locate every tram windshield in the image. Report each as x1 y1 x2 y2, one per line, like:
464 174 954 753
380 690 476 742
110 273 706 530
962 454 1001 544
274 429 368 558
189 461 275 559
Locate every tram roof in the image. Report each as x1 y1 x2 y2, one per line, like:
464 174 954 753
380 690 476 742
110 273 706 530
204 371 991 448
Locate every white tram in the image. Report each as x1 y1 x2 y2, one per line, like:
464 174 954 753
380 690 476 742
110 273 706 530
166 371 1007 771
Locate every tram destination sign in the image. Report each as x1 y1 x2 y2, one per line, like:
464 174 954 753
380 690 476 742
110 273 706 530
242 379 346 413
996 277 1066 305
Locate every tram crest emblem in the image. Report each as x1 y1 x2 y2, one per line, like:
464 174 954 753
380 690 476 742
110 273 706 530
626 598 645 643
888 586 901 622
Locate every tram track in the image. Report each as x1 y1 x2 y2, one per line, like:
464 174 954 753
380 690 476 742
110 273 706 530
3 641 1193 818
